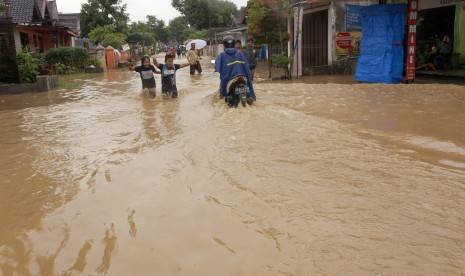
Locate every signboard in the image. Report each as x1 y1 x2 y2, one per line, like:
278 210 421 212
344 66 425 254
346 4 363 31
335 32 362 55
405 0 418 82
419 0 465 10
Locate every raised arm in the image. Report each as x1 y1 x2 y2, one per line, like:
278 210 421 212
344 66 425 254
128 58 135 71
179 60 195 68
152 57 159 68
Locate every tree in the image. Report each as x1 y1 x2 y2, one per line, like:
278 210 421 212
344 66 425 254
168 16 190 44
168 16 189 44
146 15 170 44
80 0 129 38
127 21 155 47
172 0 238 43
246 0 293 78
88 25 127 48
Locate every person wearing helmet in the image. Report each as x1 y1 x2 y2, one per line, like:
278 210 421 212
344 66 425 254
214 36 256 101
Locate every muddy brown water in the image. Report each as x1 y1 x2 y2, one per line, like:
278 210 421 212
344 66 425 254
1 56 465 275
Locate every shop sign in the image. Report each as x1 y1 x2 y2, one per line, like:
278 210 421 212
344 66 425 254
419 0 465 10
335 32 362 55
346 5 363 31
405 0 418 82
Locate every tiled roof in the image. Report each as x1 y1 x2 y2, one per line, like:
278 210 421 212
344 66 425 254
9 0 36 24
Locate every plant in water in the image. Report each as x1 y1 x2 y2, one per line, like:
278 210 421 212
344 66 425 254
272 52 293 79
331 56 357 75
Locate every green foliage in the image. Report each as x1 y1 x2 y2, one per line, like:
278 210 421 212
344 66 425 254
102 33 127 48
84 55 102 68
169 16 190 44
272 52 293 68
172 0 238 30
246 0 292 46
146 15 170 43
272 52 293 79
80 0 129 38
88 25 116 45
88 25 127 48
16 51 42 83
128 21 155 45
44 47 91 70
331 57 357 75
187 29 209 41
54 63 82 75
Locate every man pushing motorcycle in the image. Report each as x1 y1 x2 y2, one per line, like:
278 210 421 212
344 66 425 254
215 36 256 106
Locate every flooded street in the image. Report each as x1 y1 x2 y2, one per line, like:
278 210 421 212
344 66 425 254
1 56 465 275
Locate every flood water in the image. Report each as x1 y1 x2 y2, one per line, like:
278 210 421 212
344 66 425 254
1 55 465 275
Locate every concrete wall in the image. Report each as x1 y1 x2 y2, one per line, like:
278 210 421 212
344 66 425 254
455 5 465 64
0 75 58 94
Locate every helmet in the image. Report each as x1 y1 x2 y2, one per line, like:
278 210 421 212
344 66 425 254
222 36 235 49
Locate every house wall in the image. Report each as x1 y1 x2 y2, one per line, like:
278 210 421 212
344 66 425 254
330 1 378 63
455 5 465 64
13 29 21 53
14 27 75 54
42 32 54 51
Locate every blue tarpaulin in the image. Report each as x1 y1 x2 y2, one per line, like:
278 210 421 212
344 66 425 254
354 4 407 84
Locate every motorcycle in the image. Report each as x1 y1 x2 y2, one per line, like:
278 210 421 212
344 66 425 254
211 60 254 108
225 75 254 108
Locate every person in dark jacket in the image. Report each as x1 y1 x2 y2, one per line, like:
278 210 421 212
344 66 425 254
242 38 258 81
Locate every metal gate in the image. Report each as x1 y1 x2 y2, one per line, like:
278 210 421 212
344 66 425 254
302 10 328 67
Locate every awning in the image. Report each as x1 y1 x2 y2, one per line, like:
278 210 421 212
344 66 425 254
16 25 78 37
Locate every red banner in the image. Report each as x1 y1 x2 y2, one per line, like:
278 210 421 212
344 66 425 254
405 0 417 82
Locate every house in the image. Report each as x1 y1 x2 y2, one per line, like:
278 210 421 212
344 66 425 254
291 0 465 79
58 13 98 53
216 10 249 47
6 0 78 54
0 0 78 83
291 0 377 77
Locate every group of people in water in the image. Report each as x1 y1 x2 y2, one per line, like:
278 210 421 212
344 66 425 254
129 37 257 102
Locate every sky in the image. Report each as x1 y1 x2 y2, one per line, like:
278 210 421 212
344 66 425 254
56 0 249 25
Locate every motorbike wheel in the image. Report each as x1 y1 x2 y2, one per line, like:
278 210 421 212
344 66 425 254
240 94 247 107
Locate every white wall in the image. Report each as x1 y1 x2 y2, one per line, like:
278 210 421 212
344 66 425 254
13 29 21 54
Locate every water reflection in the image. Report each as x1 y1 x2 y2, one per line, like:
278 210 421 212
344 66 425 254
67 239 93 273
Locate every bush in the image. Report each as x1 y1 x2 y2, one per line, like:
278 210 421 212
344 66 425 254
16 51 44 83
331 57 357 75
54 62 81 75
84 55 102 68
44 47 90 69
272 52 293 79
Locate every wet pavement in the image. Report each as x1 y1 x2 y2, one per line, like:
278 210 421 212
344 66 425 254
1 54 465 275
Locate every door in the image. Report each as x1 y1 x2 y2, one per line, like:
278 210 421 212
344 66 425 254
302 10 328 67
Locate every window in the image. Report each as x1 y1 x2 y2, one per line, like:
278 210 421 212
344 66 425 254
20 32 29 50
